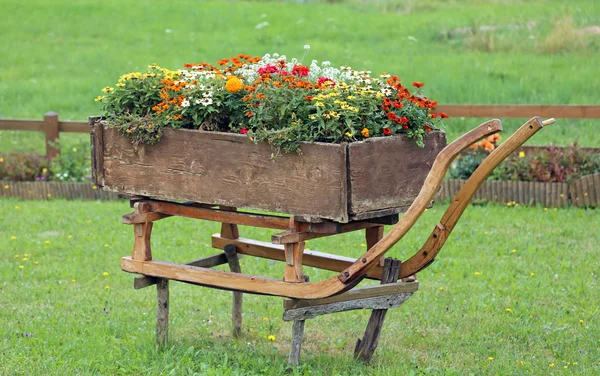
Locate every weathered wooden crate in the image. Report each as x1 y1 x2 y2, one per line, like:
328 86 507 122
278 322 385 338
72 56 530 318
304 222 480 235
90 118 446 222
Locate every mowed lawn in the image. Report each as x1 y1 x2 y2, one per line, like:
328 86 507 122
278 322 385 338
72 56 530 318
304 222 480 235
1 199 599 375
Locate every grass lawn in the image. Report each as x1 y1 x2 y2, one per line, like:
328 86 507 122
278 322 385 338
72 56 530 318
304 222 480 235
1 198 599 374
1 0 599 154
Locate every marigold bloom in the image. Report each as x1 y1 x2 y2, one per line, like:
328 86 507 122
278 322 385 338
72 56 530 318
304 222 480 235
480 141 494 151
225 77 243 93
361 128 370 137
291 65 309 77
412 81 424 88
424 125 432 133
217 59 230 65
383 127 392 136
440 112 449 119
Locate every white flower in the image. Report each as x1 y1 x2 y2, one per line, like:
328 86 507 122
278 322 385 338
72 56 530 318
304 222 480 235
202 91 212 98
304 44 310 50
195 99 202 105
201 98 213 106
181 98 190 108
381 88 392 96
255 21 269 30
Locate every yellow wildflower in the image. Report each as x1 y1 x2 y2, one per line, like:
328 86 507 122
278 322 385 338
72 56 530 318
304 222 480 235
361 128 370 137
4 185 9 189
345 132 354 137
104 244 109 248
105 285 111 290
94 96 106 102
0 157 3 163
68 235 73 239
72 279 76 283
309 114 318 120
103 272 109 277
101 86 113 93
22 258 28 261
92 185 97 190
267 335 276 341
530 272 535 277
15 206 20 210
511 249 517 253
439 287 445 291
116 83 125 87
579 319 584 324
474 272 481 276
519 151 525 158
314 102 324 107
488 357 494 361
225 76 243 93
42 168 48 173
19 265 24 269
505 308 512 312
11 236 16 240
262 317 269 322
549 363 555 368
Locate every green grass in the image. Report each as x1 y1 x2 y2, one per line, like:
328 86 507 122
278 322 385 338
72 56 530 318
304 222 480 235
1 198 599 374
1 0 599 154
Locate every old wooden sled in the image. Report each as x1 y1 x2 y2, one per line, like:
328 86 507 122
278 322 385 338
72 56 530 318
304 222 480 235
100 116 555 300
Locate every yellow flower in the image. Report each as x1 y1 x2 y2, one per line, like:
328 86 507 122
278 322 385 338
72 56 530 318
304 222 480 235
42 168 48 173
262 317 269 322
549 363 555 368
511 249 517 253
15 254 19 258
94 96 106 102
15 205 20 210
520 361 526 365
116 83 126 87
579 319 584 324
439 287 445 291
104 244 109 248
488 357 494 361
309 114 318 120
101 86 113 93
505 308 512 312
72 279 76 283
11 236 16 240
103 272 109 277
314 102 324 107
267 335 276 341
22 258 28 261
0 157 3 163
68 235 73 239
72 148 78 152
47 193 51 198
45 240 50 244
361 128 370 137
345 132 354 137
530 272 535 277
105 285 111 290
519 151 525 158
34 262 38 265
225 76 243 93
92 185 97 190
19 265 24 269
209 315 214 319
4 185 9 189
474 272 481 276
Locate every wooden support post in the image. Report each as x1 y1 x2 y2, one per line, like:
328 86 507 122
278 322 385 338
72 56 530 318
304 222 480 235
223 244 243 337
156 278 169 346
44 111 60 160
283 218 306 283
132 202 153 261
354 258 400 362
288 319 306 366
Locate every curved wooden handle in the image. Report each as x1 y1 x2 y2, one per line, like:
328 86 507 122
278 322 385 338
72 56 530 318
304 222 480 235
398 117 550 278
337 119 503 283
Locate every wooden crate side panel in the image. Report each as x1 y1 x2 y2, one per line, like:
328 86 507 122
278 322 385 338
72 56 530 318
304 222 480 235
347 132 446 218
101 128 349 221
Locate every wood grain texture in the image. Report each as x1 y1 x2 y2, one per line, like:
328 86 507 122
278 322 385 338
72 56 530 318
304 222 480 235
288 320 306 366
223 245 243 337
156 279 169 346
282 293 413 321
348 132 446 219
211 235 385 280
100 127 349 222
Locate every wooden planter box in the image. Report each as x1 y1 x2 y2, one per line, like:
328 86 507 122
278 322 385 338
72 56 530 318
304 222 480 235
90 119 446 222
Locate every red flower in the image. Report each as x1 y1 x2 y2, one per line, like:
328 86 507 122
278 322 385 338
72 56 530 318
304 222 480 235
304 95 314 101
412 81 424 88
424 125 432 133
317 77 335 87
400 116 409 123
440 112 449 119
239 127 249 134
257 65 278 75
392 101 403 109
383 127 392 136
292 65 310 77
430 113 437 119
382 105 390 111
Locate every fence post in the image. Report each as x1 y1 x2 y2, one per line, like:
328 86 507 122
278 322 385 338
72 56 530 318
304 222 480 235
44 111 60 159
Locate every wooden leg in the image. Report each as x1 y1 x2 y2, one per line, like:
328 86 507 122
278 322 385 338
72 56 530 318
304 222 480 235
156 278 169 346
219 207 243 337
354 258 400 362
283 219 306 283
132 202 153 261
288 320 306 366
224 244 243 337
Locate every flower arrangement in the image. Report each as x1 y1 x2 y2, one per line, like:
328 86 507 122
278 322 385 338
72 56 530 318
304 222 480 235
97 48 448 154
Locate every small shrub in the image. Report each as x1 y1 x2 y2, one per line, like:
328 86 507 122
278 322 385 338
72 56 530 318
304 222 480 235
49 142 92 182
449 134 501 180
0 152 50 181
538 16 590 54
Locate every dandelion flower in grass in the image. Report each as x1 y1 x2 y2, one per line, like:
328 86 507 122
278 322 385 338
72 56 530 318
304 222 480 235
34 262 38 265
267 335 276 341
104 244 109 248
263 317 269 322
505 308 512 313
439 287 445 291
68 235 72 239
103 272 109 277
530 272 535 277
105 285 111 290
11 236 16 240
209 315 214 319
549 363 555 368
580 319 584 324
15 205 20 210
72 279 76 283
488 357 494 361
474 272 481 276
15 254 19 258
511 249 517 253
519 151 525 158
19 265 24 269
22 258 28 261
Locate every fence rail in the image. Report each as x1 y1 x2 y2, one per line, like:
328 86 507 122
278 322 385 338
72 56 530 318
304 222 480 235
1 105 599 159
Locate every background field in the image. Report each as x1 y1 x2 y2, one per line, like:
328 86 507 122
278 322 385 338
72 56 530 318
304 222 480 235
1 0 599 375
1 0 599 154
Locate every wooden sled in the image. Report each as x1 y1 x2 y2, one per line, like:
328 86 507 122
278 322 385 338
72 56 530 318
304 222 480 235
120 117 554 300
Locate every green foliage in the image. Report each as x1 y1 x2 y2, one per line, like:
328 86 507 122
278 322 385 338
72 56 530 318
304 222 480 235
0 152 49 181
48 142 92 182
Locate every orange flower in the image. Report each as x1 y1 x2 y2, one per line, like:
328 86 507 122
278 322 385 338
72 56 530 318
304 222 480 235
383 127 392 136
412 81 424 88
487 134 501 143
225 77 243 93
217 59 230 65
480 141 494 151
361 128 370 137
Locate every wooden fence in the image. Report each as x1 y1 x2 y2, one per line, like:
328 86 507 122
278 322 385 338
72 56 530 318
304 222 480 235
1 105 599 159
